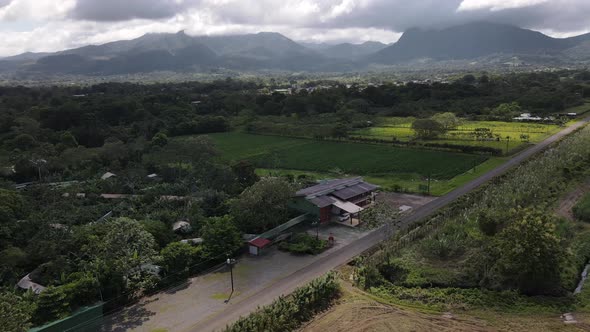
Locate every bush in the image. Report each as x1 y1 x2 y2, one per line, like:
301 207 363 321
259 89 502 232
573 193 590 222
223 273 339 332
279 233 328 255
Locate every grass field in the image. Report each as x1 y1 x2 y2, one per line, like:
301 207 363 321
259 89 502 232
208 132 487 180
352 118 562 154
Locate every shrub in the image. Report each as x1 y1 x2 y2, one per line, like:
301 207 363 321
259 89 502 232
279 233 328 255
573 193 590 222
223 273 340 332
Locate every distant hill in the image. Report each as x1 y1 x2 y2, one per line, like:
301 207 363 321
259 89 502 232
3 31 343 74
370 22 590 64
3 22 590 76
305 41 388 60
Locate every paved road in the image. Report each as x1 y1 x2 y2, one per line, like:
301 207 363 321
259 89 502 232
190 118 590 332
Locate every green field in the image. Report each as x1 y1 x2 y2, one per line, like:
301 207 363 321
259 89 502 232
352 118 562 153
208 132 487 180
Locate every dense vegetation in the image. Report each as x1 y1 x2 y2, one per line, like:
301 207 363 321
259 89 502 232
574 193 590 222
223 273 339 332
1 70 590 330
356 125 590 309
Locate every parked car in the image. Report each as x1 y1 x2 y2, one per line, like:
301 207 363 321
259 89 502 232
338 213 350 222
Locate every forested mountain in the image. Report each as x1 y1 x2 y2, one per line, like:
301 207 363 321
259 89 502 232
3 22 590 75
370 22 590 63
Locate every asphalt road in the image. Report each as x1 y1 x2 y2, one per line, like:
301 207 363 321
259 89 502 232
191 117 589 332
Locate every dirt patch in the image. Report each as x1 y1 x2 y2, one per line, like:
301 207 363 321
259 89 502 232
377 192 437 213
301 284 490 332
301 282 590 332
556 180 590 221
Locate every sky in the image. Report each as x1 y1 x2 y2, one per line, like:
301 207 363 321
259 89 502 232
0 0 589 57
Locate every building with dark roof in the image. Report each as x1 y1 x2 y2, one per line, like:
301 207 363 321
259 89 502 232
291 177 378 224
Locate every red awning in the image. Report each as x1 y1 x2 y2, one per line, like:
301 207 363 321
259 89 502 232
249 237 271 248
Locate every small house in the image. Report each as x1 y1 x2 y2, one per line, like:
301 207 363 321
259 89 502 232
100 172 116 180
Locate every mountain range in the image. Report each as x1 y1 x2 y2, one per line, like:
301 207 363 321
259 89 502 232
2 22 590 76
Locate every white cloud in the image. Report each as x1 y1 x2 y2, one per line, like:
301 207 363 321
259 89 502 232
0 0 75 21
457 0 549 12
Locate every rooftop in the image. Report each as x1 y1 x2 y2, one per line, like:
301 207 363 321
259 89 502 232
296 177 378 207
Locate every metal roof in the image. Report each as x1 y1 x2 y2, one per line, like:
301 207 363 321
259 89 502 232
249 237 272 248
299 177 379 207
331 182 379 200
295 177 364 197
309 195 337 208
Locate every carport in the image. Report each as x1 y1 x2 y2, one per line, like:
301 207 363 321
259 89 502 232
332 198 364 226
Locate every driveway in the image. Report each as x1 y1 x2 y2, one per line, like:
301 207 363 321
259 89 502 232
103 223 368 332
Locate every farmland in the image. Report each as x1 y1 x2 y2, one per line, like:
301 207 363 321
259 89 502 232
206 132 487 180
352 117 563 154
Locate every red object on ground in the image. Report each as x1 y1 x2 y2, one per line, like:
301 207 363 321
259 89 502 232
249 237 272 248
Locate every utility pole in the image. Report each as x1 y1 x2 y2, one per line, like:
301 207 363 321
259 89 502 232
311 220 319 240
224 256 236 303
505 136 511 154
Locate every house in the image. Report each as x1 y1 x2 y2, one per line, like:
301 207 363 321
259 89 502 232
100 172 116 180
513 113 542 121
172 220 192 233
291 177 378 225
16 274 46 294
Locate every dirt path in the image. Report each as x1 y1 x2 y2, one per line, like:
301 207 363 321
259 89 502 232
556 179 590 221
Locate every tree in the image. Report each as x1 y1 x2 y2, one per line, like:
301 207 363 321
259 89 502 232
230 178 294 232
330 123 349 139
431 112 461 131
491 102 521 120
160 242 202 276
35 286 70 324
201 215 242 258
494 209 564 295
231 160 259 189
140 220 176 249
77 217 158 300
60 131 78 148
10 134 37 150
0 190 27 249
461 74 476 84
411 119 446 139
0 292 35 332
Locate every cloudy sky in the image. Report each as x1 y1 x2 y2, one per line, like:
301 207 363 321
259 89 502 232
0 0 589 57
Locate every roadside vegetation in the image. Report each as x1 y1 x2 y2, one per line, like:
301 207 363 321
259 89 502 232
354 124 590 315
223 273 340 332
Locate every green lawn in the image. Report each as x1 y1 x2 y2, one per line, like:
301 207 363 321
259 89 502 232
352 118 562 154
209 132 487 180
